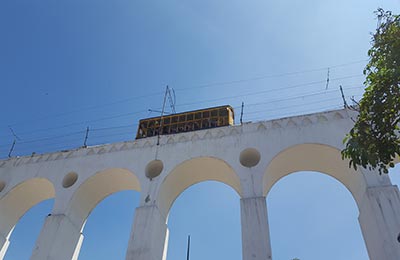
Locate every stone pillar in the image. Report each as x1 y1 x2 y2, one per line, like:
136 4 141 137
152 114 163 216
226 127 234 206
240 196 272 260
125 205 169 260
31 214 83 260
358 185 400 260
0 233 10 260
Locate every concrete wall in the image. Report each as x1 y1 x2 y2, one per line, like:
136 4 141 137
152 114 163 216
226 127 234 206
0 108 399 260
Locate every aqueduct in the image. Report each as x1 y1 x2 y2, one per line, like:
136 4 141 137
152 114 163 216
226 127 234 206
0 108 399 260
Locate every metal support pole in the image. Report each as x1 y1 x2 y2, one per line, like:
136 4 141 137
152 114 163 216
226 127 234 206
240 102 244 125
339 85 348 108
8 139 16 158
83 127 89 148
186 235 191 260
157 86 169 146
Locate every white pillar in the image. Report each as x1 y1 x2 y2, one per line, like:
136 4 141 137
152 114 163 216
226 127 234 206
358 185 400 260
240 196 272 260
125 205 169 260
31 214 83 260
0 233 10 260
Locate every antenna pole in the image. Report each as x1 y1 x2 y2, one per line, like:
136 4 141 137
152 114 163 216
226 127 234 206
186 235 191 260
339 85 348 108
240 102 244 124
167 87 176 114
157 86 169 145
8 139 16 158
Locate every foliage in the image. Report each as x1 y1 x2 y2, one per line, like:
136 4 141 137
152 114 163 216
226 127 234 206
342 9 400 174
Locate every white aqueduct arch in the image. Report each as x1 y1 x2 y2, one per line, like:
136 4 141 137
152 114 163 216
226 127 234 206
263 143 366 206
0 178 55 258
0 108 399 260
157 156 242 217
66 168 141 227
31 167 141 260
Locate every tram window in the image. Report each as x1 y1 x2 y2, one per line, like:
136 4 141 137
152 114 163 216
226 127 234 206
187 114 193 121
194 120 201 130
163 126 169 134
203 111 210 118
210 118 218 127
202 119 210 128
179 115 186 122
178 123 185 132
148 121 154 127
211 110 218 117
219 108 228 116
141 121 148 128
195 112 202 119
172 116 178 123
164 117 170 124
186 122 193 131
170 124 177 133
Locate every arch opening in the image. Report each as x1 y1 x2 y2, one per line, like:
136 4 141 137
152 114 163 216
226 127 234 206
157 157 242 217
77 190 139 259
4 199 54 260
65 168 140 259
267 171 369 259
166 181 242 260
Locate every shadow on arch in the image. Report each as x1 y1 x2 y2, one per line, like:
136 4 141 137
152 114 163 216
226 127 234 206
66 168 141 228
157 156 242 217
0 178 55 256
263 143 367 208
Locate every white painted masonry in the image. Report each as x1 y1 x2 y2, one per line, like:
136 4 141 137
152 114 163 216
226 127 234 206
0 108 399 260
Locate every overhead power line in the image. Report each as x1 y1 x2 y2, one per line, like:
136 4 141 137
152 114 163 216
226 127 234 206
174 59 367 92
164 75 363 110
0 74 363 140
0 89 361 152
3 91 164 128
1 59 367 129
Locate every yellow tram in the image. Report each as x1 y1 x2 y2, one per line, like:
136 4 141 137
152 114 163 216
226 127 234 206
136 105 235 139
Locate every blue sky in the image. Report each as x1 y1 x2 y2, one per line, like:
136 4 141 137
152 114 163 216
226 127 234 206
1 0 400 259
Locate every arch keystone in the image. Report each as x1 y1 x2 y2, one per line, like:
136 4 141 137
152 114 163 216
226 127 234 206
287 119 298 127
302 117 313 126
317 115 329 123
217 130 225 138
178 135 188 142
272 122 282 129
257 123 267 131
203 131 213 139
333 112 344 120
191 133 200 141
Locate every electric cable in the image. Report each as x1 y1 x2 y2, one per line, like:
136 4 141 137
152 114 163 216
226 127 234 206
1 59 367 129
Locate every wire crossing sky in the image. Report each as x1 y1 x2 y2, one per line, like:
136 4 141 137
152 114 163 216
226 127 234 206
1 1 400 260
